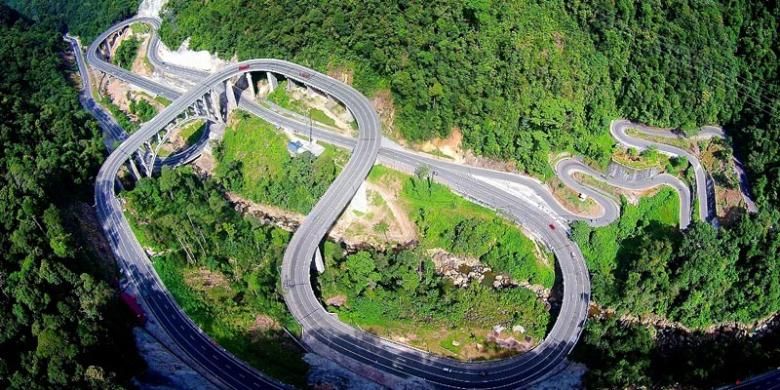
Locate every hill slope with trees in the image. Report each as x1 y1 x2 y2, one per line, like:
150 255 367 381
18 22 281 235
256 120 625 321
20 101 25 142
157 1 776 179
0 5 140 388
4 0 138 42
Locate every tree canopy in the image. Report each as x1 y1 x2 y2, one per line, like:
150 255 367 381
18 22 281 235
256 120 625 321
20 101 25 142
0 5 140 388
4 0 139 42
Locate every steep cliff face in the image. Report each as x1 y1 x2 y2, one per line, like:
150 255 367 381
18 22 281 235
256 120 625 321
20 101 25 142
137 0 167 18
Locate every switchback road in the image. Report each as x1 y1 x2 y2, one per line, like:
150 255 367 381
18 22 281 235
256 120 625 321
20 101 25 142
83 16 722 389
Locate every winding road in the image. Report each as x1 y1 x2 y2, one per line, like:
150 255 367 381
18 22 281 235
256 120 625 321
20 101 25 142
81 16 723 389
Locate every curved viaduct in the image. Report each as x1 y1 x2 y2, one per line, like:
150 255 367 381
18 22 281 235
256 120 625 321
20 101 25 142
84 16 718 389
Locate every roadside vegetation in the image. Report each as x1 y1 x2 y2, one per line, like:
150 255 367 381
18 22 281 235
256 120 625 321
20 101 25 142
97 94 157 135
128 96 156 123
157 120 205 158
571 188 680 316
611 146 669 171
214 111 347 213
178 119 205 146
123 167 308 386
98 94 137 133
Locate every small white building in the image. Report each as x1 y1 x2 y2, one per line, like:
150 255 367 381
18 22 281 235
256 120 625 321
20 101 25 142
286 137 324 157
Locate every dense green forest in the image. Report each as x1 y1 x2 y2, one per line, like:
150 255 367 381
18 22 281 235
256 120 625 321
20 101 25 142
574 204 780 328
0 5 140 388
4 0 138 42
159 0 617 176
157 0 780 195
574 316 780 388
573 207 780 386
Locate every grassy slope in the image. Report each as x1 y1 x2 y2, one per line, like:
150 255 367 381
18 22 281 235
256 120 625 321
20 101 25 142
218 114 288 181
368 165 554 288
267 81 338 127
216 112 346 213
179 119 206 146
152 257 308 386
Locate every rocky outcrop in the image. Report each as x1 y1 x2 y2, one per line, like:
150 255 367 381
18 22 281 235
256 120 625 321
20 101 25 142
606 161 659 183
429 248 551 301
131 328 215 390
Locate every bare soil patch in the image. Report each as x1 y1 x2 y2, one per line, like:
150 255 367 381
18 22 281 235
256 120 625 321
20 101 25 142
418 127 464 161
371 89 396 133
326 64 353 85
131 34 154 77
185 268 231 291
330 182 417 249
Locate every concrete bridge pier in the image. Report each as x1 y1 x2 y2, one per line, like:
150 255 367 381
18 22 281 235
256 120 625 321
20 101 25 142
225 79 238 113
246 72 256 98
127 157 143 181
267 72 278 90
208 88 224 123
313 247 325 273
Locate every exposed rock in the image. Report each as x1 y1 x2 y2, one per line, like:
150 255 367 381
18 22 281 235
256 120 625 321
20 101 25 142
530 361 586 390
325 295 347 307
131 328 215 390
513 325 526 334
304 353 384 390
428 248 551 303
485 329 534 353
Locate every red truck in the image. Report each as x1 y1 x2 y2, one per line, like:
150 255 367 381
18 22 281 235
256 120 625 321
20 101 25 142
238 64 250 71
120 292 146 325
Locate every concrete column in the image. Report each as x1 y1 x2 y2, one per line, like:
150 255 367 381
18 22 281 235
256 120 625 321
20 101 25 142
313 247 325 273
209 88 224 123
195 98 206 117
225 80 237 113
267 72 278 90
127 157 142 181
286 78 295 92
246 72 256 98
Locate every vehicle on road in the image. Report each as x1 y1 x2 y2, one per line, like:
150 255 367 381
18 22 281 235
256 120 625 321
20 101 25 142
120 292 146 325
